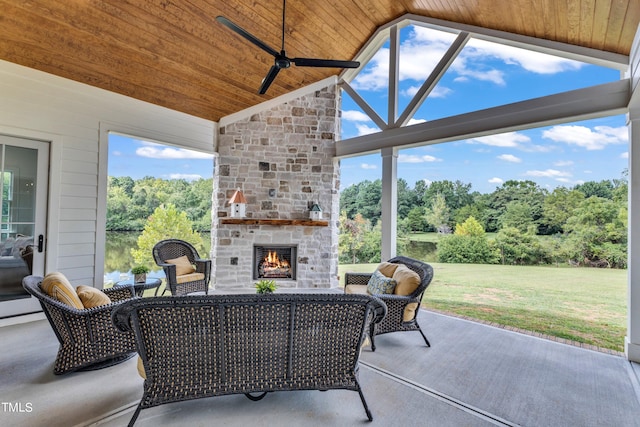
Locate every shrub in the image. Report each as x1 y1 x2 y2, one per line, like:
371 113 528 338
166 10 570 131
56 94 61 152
437 234 499 264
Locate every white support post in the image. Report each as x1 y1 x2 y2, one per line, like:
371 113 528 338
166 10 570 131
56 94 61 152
626 102 640 362
625 24 640 363
388 25 399 127
381 147 398 261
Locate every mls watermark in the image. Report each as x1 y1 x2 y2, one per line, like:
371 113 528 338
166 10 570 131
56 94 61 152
2 402 33 413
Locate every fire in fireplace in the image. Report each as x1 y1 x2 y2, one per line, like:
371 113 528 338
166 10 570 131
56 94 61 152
253 245 297 280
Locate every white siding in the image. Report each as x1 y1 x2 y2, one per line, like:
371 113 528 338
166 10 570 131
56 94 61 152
0 60 215 286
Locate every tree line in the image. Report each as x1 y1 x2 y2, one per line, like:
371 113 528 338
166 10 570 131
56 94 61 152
107 176 212 231
339 173 628 268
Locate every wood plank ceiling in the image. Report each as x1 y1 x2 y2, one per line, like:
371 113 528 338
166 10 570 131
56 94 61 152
0 0 638 123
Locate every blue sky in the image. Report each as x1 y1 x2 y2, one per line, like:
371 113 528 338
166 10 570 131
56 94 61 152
108 134 214 181
109 24 629 195
339 25 628 194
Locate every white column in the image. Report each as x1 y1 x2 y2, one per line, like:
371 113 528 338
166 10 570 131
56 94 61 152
626 25 640 362
381 147 398 261
627 107 640 362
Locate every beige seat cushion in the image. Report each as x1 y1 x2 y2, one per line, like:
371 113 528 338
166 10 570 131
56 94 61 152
165 255 196 276
76 285 112 308
41 272 84 309
392 265 422 322
344 284 368 295
376 262 399 278
176 272 205 284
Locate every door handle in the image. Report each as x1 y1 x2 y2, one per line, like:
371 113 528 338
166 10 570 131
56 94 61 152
37 235 44 253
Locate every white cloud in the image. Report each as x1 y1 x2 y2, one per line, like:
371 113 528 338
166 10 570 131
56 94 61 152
168 173 203 181
497 154 521 163
402 84 453 99
468 132 531 148
112 150 122 156
342 110 371 122
621 152 629 159
488 177 504 184
407 118 427 126
361 163 377 170
542 125 628 150
356 124 380 136
398 154 442 163
464 38 583 75
525 169 572 178
554 160 574 166
136 142 214 160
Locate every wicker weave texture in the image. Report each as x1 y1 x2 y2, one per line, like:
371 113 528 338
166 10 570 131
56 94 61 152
113 293 385 424
152 239 211 296
22 275 137 374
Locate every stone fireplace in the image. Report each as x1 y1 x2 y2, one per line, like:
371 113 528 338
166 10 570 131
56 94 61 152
211 84 340 290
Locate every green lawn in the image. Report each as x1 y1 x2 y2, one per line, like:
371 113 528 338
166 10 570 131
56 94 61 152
338 262 627 352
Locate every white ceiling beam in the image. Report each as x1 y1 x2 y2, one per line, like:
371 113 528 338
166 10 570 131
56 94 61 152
388 25 399 126
336 79 630 158
340 80 387 131
395 32 470 128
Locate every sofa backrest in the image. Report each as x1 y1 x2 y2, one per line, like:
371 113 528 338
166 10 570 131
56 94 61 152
113 293 384 397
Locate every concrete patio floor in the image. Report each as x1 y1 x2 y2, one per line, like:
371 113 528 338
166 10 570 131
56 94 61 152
2 309 640 426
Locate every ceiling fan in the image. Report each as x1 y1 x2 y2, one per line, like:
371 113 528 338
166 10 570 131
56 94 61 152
216 0 360 95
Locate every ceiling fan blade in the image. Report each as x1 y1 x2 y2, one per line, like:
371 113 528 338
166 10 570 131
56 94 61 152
292 58 360 68
216 16 279 58
259 66 281 94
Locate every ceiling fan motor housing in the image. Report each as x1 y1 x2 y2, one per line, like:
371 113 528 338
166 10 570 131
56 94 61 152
276 53 291 69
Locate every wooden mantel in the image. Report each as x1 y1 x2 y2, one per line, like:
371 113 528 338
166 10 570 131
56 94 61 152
220 218 329 227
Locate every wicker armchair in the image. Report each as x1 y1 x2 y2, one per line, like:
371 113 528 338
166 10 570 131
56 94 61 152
22 275 137 375
152 239 211 296
344 256 434 351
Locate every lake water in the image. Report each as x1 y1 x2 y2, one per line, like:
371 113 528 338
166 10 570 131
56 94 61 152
104 231 211 285
103 231 437 285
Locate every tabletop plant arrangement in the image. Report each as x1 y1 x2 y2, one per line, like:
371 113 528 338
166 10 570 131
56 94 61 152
131 265 150 283
255 279 277 294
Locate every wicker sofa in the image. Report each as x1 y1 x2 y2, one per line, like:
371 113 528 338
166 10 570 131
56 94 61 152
112 293 387 426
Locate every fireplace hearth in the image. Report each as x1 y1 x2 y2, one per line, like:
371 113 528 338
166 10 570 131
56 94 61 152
253 245 297 280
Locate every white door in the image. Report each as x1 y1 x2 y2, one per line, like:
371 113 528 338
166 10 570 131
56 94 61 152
0 134 49 318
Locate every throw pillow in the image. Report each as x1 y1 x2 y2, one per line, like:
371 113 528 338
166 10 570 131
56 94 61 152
392 265 423 322
376 261 400 278
392 264 421 296
41 272 84 309
366 270 397 295
76 285 112 308
165 255 196 276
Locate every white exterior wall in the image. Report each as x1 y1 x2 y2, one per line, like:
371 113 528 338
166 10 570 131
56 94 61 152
0 60 215 287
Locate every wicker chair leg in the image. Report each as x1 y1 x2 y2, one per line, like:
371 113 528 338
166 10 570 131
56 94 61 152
369 323 377 352
357 385 373 421
128 403 143 427
418 326 430 347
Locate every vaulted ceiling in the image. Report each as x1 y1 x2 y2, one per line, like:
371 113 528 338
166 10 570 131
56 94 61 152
1 1 638 123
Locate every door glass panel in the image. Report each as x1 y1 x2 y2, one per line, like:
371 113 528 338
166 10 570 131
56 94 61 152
0 144 37 301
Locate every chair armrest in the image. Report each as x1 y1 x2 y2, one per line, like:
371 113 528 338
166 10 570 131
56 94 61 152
158 263 177 280
345 272 372 286
369 296 387 324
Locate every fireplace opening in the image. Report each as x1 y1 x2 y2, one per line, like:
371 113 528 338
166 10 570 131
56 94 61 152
253 245 297 280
